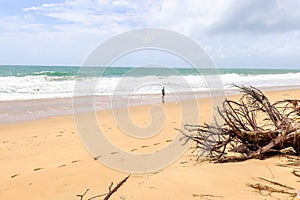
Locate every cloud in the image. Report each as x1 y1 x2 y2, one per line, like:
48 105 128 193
22 0 153 28
20 0 232 34
142 0 233 38
0 0 299 67
210 0 300 34
23 3 60 12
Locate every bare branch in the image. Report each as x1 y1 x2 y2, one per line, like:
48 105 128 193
182 86 300 163
77 175 130 200
77 189 90 200
103 175 130 200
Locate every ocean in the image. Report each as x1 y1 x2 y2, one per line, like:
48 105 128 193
0 65 300 123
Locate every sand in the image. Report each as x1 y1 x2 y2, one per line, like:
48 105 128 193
0 89 299 199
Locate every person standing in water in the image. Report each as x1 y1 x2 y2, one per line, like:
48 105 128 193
162 87 165 103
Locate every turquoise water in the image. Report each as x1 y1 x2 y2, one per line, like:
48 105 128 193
0 65 299 77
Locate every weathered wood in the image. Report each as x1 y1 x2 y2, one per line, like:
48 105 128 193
182 86 300 162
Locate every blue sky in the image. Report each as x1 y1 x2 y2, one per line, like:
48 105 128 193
0 0 300 68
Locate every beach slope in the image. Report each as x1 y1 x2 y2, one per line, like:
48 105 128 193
0 89 299 199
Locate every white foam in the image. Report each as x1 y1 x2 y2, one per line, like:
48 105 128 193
1 72 300 101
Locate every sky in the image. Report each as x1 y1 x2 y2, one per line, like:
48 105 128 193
0 0 300 68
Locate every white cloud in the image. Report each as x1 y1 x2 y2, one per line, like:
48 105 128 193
146 0 233 36
22 0 152 27
23 3 60 11
0 0 300 67
210 0 300 34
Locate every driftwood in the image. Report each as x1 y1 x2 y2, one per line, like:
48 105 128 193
247 177 298 199
181 85 300 162
103 175 129 200
77 175 130 200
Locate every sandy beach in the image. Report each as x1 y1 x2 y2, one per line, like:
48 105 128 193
0 89 300 200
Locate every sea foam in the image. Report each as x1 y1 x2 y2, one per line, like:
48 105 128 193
0 72 300 101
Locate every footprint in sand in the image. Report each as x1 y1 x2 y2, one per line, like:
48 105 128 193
165 139 172 142
32 136 37 138
131 148 137 152
56 134 62 137
141 145 149 148
71 160 80 163
153 142 160 146
93 156 102 160
34 167 43 171
11 173 21 178
58 164 67 168
110 152 119 155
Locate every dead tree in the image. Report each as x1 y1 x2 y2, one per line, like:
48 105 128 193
181 85 300 162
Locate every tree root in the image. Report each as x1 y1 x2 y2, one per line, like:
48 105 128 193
182 85 300 162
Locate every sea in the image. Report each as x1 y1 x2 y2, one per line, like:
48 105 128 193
0 65 300 123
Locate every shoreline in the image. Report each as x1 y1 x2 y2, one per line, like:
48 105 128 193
1 86 300 124
0 88 300 199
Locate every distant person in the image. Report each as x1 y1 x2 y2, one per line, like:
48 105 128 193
162 87 165 103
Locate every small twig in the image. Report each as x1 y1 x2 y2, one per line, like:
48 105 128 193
264 165 274 178
292 170 300 178
77 175 130 200
103 175 130 200
108 182 113 192
248 183 297 198
88 193 107 200
77 189 90 200
258 177 294 190
200 193 223 199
